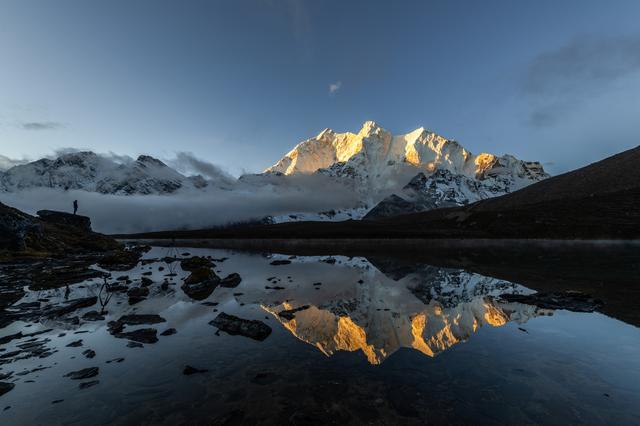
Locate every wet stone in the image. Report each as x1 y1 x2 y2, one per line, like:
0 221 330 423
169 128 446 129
118 329 158 344
0 382 15 397
180 256 213 272
98 249 142 271
160 328 177 336
66 340 83 347
64 367 99 380
219 273 242 288
79 380 99 389
278 305 310 321
182 267 220 300
183 365 208 375
270 260 291 266
209 312 272 341
82 349 96 358
82 310 105 321
127 287 150 305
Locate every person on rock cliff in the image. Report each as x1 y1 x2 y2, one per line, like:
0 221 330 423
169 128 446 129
73 200 78 215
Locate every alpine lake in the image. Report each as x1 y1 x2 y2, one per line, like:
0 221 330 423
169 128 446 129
1 242 639 425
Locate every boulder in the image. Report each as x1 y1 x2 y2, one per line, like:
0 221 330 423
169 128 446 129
209 312 272 341
219 273 242 288
182 267 220 300
180 256 213 271
37 210 92 232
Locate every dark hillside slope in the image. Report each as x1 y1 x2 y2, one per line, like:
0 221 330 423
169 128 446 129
470 145 640 212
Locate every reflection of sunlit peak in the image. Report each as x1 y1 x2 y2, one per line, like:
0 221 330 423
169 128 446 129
262 303 384 364
262 296 544 365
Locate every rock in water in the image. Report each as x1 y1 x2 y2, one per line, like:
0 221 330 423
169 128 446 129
278 305 310 321
37 210 92 232
127 287 150 305
182 267 220 300
0 382 15 397
209 312 272 341
180 256 213 271
79 380 99 389
183 365 208 375
219 273 242 288
64 367 99 380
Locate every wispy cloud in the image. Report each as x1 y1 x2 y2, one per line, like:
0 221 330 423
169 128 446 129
329 81 342 95
22 121 64 131
169 152 236 185
523 34 640 126
0 154 28 171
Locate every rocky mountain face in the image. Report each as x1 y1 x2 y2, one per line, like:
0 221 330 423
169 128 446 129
0 152 208 195
364 169 517 219
265 121 549 218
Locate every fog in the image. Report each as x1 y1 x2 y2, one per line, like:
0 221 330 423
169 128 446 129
0 175 359 234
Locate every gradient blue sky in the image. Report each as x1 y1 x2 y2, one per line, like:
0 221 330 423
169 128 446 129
1 0 639 176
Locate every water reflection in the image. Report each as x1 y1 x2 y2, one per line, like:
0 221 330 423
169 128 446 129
260 260 547 364
1 247 639 425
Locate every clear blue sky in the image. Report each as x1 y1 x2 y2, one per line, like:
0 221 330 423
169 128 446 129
1 0 639 176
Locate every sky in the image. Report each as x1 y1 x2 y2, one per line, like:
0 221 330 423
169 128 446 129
0 0 639 176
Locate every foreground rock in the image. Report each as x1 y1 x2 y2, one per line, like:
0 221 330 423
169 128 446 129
0 382 15 396
180 256 213 271
209 312 272 341
219 273 242 288
127 287 150 305
182 267 220 300
183 365 208 375
107 314 165 344
278 305 310 321
97 246 148 271
37 210 91 232
500 291 603 312
64 367 99 380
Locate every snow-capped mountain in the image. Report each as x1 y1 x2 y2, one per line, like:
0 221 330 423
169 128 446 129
266 121 549 218
0 121 549 222
364 169 515 219
0 151 209 195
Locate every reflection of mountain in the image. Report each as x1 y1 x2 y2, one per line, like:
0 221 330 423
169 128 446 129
261 258 546 364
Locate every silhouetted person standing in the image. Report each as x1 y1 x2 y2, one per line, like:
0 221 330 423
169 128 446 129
73 200 78 215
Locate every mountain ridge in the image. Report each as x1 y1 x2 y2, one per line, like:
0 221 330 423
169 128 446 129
121 145 640 240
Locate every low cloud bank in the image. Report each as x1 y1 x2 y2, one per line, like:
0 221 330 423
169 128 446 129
0 175 359 234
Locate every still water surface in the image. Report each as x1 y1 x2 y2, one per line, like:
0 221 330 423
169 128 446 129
1 247 639 425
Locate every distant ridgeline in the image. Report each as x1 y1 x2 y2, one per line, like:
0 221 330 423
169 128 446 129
0 122 548 222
